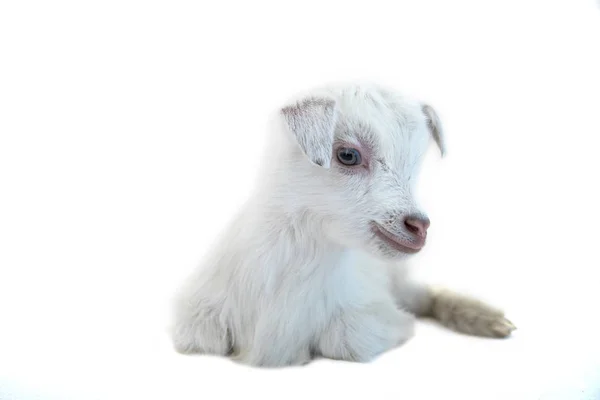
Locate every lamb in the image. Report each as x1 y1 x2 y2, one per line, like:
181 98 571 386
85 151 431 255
171 82 516 367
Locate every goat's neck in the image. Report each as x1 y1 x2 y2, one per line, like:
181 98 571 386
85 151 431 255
248 189 346 271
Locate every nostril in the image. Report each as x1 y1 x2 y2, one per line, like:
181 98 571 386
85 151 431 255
404 215 430 238
404 221 419 234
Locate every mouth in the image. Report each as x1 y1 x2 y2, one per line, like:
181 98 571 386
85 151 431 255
372 223 425 254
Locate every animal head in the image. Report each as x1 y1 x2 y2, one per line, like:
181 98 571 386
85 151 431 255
271 82 445 260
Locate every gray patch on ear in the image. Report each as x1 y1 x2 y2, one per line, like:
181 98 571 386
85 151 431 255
422 104 446 157
281 96 337 169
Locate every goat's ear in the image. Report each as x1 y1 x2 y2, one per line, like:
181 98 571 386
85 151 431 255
422 104 446 157
281 96 337 168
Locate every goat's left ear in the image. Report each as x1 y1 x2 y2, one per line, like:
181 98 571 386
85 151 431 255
422 104 446 157
281 96 337 168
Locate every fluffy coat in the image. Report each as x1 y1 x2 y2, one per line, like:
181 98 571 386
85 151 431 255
171 82 515 367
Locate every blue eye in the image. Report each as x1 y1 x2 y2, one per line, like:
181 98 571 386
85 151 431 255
336 148 362 166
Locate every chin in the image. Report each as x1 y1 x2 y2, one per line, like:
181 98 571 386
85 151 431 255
375 242 421 260
363 230 425 261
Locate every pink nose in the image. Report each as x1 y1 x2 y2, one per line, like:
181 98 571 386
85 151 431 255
404 215 430 238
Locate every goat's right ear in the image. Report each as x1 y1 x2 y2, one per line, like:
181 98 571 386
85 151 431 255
281 96 337 168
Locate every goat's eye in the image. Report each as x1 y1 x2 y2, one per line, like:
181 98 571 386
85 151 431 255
336 148 362 166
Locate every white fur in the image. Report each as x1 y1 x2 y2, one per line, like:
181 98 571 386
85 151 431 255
171 82 515 367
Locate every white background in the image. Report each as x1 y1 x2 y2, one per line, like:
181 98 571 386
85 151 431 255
1 1 600 399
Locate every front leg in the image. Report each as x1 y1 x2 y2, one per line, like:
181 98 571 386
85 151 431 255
393 279 516 338
429 287 516 338
317 301 415 362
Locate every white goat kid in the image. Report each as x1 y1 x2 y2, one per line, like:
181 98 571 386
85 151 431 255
172 83 515 367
